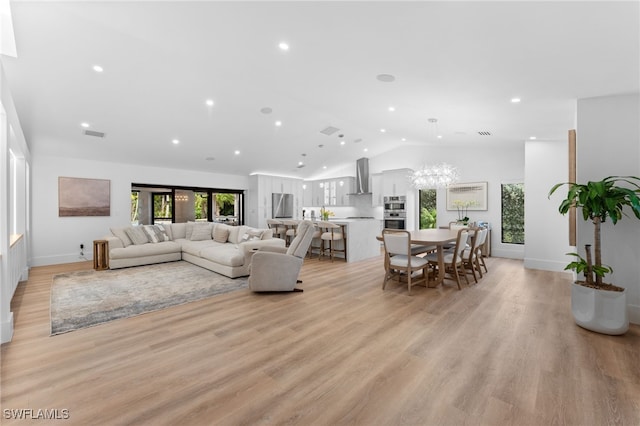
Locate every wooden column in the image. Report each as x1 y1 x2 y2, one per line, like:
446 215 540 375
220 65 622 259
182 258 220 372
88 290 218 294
568 129 577 246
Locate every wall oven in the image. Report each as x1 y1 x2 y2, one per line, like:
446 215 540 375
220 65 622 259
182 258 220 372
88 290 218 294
384 212 406 230
383 195 406 212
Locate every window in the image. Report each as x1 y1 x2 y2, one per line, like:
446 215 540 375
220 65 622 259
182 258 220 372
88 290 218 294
419 189 437 229
153 193 173 224
131 184 244 225
194 192 208 221
501 183 524 244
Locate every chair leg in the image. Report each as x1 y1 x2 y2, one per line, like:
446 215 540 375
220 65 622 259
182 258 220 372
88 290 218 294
407 270 412 295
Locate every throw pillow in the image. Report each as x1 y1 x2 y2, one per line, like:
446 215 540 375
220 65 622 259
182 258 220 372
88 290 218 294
125 226 150 245
143 225 171 243
213 225 230 243
190 224 213 241
240 228 264 242
111 227 133 247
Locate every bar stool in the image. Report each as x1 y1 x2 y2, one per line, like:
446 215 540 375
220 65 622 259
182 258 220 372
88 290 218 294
266 219 286 241
319 221 346 262
282 219 300 247
306 222 323 258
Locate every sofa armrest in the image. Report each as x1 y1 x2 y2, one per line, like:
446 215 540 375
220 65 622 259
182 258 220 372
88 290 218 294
239 238 286 265
104 236 123 250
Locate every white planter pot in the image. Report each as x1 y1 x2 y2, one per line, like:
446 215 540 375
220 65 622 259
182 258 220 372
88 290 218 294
571 282 629 335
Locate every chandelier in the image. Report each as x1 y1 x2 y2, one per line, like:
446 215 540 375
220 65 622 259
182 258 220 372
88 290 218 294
409 162 459 189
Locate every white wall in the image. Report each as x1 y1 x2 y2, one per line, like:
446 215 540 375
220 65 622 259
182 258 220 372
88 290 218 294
576 93 640 324
524 139 573 272
31 155 249 266
1 62 31 343
367 143 526 259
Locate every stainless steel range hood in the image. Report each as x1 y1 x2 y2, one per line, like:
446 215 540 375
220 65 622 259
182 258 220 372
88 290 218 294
353 157 371 195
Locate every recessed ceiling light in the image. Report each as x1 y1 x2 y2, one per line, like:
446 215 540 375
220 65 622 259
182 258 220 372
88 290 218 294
92 65 104 73
364 148 368 152
81 122 90 128
380 128 386 133
234 150 240 155
437 135 443 139
401 138 406 142
340 140 345 146
172 139 180 145
529 136 537 140
388 106 396 112
298 161 303 166
323 166 327 169
376 74 395 82
511 98 521 103
275 121 282 127
205 99 214 107
278 42 289 51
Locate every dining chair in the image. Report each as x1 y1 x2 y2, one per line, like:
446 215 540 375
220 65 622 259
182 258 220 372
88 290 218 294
426 228 470 290
461 227 481 284
382 229 429 295
473 227 489 276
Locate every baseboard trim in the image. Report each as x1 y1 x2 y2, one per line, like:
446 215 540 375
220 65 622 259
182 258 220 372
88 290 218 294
1 312 14 344
31 254 91 267
524 258 571 273
491 249 524 259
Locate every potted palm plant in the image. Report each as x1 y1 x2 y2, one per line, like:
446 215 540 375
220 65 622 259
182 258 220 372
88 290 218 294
549 175 640 335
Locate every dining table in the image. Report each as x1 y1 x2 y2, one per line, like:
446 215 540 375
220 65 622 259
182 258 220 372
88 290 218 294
378 228 459 288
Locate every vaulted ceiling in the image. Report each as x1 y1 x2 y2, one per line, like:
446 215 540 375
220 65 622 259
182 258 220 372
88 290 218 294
3 1 639 179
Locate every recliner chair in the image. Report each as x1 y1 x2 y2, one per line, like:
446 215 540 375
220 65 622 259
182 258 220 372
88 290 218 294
248 220 315 292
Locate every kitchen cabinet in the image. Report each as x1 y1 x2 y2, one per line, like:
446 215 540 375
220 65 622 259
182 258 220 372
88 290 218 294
249 174 304 227
371 173 383 206
382 168 412 197
305 177 355 206
336 177 354 206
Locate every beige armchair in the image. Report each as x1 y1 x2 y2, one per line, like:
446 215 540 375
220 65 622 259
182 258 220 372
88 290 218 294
248 220 315 292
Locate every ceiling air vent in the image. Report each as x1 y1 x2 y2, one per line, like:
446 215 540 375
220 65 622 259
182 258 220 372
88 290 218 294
477 131 492 136
83 130 106 138
320 126 340 136
296 164 306 169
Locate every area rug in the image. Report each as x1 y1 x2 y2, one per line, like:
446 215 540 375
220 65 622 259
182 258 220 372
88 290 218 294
50 261 247 335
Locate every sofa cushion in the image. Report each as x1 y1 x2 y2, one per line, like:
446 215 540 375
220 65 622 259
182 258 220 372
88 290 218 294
110 241 181 259
170 223 186 239
199 246 244 267
125 226 150 245
111 227 133 247
213 225 230 243
228 225 243 244
190 223 213 241
181 240 224 257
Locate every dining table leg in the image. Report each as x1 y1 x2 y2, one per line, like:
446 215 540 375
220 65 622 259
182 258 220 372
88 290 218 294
428 244 446 288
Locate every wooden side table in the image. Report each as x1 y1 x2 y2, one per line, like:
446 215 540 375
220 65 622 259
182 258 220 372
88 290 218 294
93 240 109 270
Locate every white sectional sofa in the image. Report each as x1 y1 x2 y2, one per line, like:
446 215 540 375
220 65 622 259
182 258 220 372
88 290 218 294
104 222 285 278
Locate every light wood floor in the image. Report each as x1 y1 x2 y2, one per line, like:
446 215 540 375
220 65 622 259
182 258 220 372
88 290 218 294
2 255 639 425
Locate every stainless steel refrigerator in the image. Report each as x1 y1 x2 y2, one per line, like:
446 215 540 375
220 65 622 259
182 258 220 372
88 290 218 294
272 193 294 218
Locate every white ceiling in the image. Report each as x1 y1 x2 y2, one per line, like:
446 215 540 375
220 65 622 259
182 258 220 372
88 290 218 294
3 1 639 179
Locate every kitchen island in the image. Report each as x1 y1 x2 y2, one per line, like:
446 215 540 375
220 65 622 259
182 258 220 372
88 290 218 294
321 218 382 262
